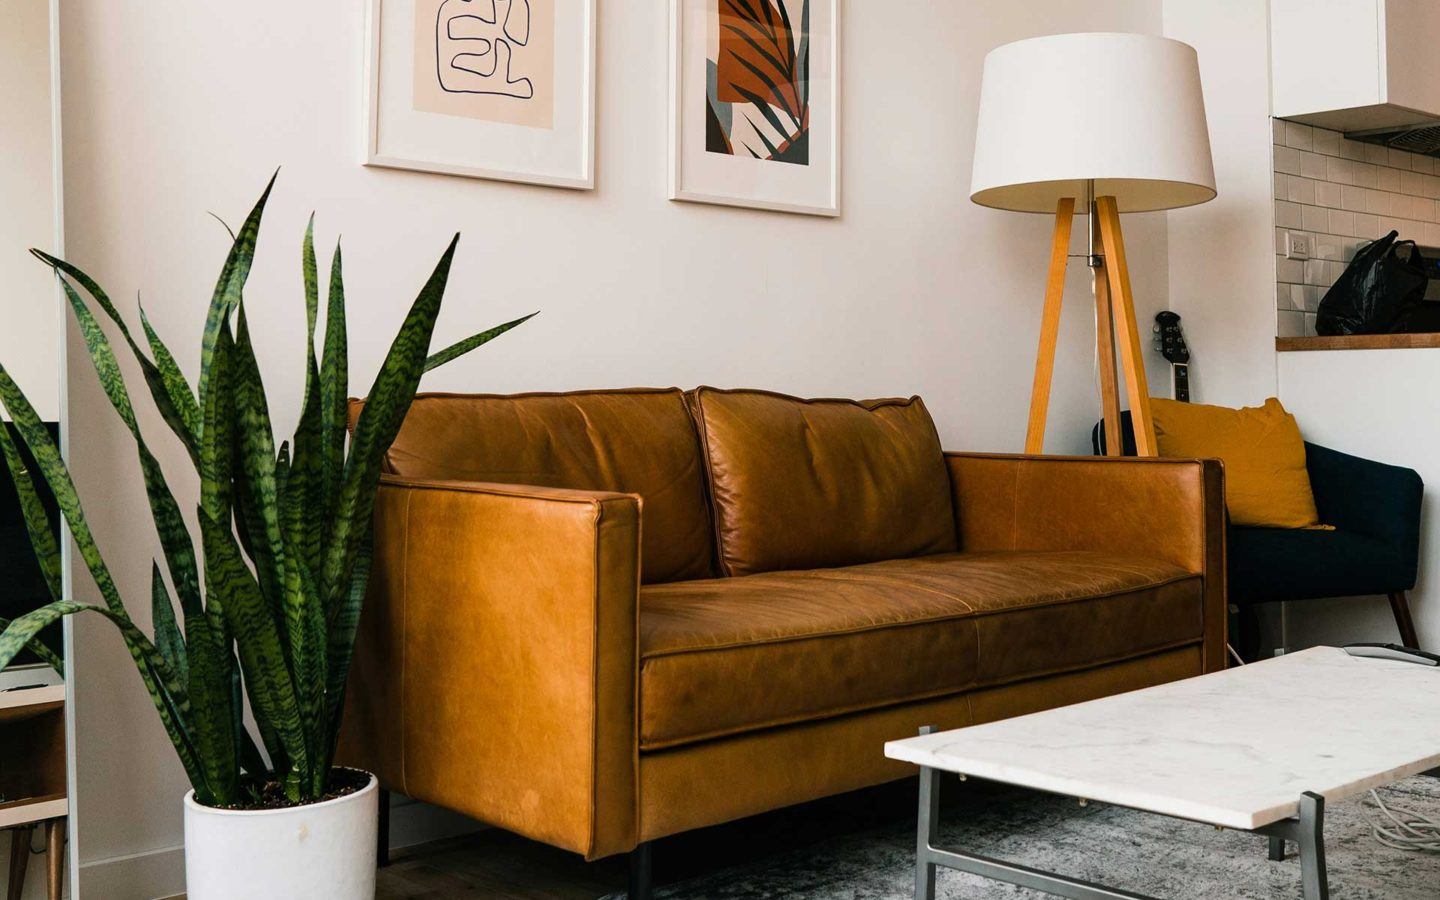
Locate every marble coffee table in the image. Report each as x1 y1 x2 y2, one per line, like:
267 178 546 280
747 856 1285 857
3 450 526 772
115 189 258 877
884 646 1440 900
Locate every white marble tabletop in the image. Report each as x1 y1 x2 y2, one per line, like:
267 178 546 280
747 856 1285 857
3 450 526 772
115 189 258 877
885 647 1440 829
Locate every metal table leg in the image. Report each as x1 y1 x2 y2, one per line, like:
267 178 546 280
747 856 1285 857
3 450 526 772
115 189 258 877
1297 793 1328 900
1267 835 1285 861
915 759 939 900
909 728 1331 900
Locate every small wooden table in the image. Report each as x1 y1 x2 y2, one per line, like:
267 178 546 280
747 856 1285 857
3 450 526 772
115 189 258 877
1 675 67 900
885 647 1440 900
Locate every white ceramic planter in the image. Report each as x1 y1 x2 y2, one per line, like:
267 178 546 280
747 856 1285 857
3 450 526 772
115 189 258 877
183 772 378 900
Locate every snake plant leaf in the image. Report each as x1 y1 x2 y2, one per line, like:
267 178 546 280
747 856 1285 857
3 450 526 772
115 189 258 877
55 276 205 621
322 235 458 610
31 250 202 464
184 609 241 799
232 309 288 617
319 242 348 525
198 171 275 439
322 524 372 767
0 423 62 601
199 324 236 523
0 363 127 616
423 311 537 374
200 507 310 786
286 551 327 796
140 303 203 465
0 599 210 798
0 616 63 676
151 562 189 687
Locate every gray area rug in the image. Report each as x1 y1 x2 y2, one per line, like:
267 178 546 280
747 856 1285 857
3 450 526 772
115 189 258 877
623 776 1440 898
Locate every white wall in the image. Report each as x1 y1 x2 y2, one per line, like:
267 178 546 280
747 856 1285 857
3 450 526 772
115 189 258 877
1163 0 1279 408
0 0 60 422
57 2 1172 895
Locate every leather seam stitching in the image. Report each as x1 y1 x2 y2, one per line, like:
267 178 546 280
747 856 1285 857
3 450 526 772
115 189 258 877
587 499 603 858
381 477 632 504
639 573 1201 659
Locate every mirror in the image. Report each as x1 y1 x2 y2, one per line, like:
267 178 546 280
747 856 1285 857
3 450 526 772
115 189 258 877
0 0 70 896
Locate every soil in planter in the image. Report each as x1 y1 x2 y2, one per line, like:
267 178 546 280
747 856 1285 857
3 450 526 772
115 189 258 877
205 767 371 812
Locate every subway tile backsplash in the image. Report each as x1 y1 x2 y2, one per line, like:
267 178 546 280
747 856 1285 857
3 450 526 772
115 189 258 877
1273 118 1440 336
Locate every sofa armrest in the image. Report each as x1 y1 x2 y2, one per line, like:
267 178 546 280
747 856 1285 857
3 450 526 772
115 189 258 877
1305 442 1423 560
337 475 641 860
945 452 1227 672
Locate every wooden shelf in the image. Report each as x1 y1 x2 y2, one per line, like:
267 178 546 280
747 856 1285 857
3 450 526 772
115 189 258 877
0 794 66 830
1277 333 1440 351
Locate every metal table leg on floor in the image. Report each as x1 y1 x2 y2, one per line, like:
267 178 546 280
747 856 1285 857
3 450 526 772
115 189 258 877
912 764 1329 900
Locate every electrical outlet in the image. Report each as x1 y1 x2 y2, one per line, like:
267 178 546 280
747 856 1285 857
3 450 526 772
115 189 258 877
1285 232 1311 260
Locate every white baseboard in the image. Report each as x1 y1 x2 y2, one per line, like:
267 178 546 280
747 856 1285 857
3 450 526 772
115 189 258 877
79 843 184 900
75 797 481 898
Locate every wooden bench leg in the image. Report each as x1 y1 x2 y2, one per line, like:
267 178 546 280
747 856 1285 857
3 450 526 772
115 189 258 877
44 819 63 900
1388 591 1420 649
7 826 32 900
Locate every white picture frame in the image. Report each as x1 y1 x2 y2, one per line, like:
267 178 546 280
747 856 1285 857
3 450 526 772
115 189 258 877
364 0 596 190
669 0 842 217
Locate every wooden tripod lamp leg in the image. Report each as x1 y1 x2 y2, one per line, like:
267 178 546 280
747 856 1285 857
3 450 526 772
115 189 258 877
1025 197 1076 454
1095 196 1158 457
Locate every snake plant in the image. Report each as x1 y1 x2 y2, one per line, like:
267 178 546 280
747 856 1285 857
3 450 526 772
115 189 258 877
0 174 533 806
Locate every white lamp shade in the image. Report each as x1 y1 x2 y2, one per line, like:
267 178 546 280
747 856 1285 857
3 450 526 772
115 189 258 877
970 32 1216 214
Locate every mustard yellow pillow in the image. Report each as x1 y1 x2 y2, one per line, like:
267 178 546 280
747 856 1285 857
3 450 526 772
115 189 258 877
1150 397 1321 528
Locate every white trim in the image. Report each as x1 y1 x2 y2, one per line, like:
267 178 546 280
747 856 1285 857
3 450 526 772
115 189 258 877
46 0 80 890
668 0 843 217
362 0 597 190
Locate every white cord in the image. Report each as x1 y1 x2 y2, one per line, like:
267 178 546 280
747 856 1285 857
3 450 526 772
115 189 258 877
1364 789 1440 853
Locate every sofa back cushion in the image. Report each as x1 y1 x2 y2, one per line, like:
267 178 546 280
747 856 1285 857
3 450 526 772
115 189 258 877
690 388 956 577
364 389 714 583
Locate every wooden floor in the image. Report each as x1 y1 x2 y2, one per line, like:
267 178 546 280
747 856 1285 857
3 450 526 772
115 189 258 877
376 779 922 899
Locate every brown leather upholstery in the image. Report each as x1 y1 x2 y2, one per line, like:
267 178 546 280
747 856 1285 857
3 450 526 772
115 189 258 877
351 390 712 583
639 551 1200 749
691 388 956 576
336 475 641 860
638 646 1202 843
946 453 1228 673
338 389 1227 862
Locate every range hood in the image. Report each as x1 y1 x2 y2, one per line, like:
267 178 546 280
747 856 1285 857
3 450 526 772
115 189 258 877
1347 121 1440 157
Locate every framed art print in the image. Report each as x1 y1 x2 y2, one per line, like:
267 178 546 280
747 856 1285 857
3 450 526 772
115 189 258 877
669 0 841 216
364 0 596 189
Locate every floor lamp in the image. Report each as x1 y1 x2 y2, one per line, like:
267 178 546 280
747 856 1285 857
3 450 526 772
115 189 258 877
970 33 1216 456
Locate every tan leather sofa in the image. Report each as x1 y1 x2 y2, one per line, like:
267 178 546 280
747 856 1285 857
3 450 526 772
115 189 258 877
339 387 1225 871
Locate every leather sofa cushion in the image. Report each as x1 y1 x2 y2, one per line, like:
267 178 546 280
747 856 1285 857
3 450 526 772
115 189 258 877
363 389 714 583
690 388 956 577
637 550 1202 749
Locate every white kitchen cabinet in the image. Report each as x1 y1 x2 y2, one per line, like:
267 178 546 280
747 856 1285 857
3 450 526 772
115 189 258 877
1272 0 1440 132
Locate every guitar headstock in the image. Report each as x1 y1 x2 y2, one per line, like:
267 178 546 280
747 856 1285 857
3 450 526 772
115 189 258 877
1153 311 1190 365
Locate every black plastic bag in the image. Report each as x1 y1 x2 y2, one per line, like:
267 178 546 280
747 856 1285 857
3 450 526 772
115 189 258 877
1315 230 1429 335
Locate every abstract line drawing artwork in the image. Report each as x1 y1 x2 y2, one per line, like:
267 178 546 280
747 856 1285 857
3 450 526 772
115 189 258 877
411 0 555 129
436 0 533 99
707 0 809 165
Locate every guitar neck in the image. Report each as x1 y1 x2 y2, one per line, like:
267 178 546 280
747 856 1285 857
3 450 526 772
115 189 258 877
1171 363 1190 402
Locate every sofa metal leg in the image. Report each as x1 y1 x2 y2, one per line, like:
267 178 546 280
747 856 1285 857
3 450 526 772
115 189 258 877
376 787 391 869
1388 591 1420 649
628 842 653 900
